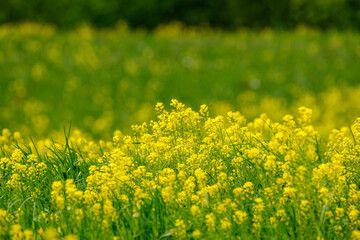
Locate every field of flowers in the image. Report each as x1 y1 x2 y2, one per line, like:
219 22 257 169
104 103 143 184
1 23 360 239
1 23 360 138
2 101 360 239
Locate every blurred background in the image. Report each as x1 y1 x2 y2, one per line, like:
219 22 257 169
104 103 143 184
0 1 360 140
1 0 360 29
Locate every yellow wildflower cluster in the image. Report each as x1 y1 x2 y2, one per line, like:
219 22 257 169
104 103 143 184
1 101 360 239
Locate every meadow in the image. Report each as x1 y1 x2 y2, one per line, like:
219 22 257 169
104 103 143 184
1 23 360 239
1 23 360 139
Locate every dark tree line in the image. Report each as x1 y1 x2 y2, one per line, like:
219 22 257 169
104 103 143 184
1 0 360 29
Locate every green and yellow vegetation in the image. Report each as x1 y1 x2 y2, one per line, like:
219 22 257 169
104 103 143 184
1 23 360 139
1 23 360 239
2 101 360 239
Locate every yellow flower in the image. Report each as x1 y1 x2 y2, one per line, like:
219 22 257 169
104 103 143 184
233 211 247 225
220 217 231 230
283 187 296 199
174 219 186 237
23 230 34 240
64 234 79 240
243 182 254 195
352 230 360 240
205 213 216 231
43 228 59 240
191 205 200 216
192 229 202 237
10 224 23 240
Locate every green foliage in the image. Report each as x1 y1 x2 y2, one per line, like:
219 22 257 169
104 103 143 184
0 0 360 29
